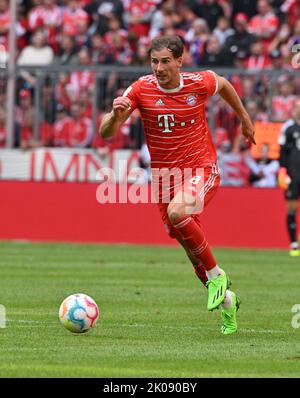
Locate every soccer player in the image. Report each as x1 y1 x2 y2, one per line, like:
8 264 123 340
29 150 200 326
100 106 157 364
100 36 255 334
278 98 300 256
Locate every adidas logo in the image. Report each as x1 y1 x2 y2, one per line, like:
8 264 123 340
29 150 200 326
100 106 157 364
155 99 165 106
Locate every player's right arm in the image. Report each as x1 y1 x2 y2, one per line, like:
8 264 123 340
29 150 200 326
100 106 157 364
100 96 132 139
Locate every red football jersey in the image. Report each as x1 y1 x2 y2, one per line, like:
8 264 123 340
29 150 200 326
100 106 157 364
124 71 218 170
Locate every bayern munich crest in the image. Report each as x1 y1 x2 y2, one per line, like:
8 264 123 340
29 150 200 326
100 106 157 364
186 95 197 106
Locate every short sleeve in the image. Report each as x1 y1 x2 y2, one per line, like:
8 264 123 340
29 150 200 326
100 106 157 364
122 80 141 111
200 70 218 97
278 119 293 145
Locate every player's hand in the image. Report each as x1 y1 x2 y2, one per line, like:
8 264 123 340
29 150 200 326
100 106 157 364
278 167 291 190
112 96 132 119
241 118 256 145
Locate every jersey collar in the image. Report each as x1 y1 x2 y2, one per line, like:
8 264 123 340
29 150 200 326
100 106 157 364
156 74 184 93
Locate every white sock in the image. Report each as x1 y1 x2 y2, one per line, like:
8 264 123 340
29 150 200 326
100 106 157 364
221 290 232 308
206 265 222 280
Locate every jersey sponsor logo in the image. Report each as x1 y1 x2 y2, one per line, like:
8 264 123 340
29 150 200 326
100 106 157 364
186 95 197 106
157 114 196 132
157 114 175 133
155 99 165 106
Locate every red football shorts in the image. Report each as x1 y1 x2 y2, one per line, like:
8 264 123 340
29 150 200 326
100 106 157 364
157 163 220 239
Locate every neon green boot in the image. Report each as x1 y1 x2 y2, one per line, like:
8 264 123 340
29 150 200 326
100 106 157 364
221 291 241 335
206 269 230 311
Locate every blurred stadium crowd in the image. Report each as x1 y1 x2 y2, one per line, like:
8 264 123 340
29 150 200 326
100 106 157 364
0 0 300 186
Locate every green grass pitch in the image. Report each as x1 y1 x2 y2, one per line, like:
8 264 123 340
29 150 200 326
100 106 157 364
0 241 300 378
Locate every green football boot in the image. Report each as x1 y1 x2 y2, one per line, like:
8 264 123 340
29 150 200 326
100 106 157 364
206 269 230 311
290 249 300 257
220 291 241 335
290 242 299 256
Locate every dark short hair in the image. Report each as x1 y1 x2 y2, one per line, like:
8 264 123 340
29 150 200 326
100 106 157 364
148 36 184 59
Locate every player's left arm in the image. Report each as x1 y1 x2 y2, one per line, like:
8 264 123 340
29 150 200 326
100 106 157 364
216 74 256 145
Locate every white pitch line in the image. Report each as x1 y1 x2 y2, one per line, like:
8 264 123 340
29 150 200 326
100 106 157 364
6 319 58 324
5 320 287 334
120 323 286 334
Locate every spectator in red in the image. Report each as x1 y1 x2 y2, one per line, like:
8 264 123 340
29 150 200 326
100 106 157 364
81 0 93 6
92 112 131 157
68 102 93 148
62 0 89 37
272 78 297 122
28 0 62 52
16 3 30 50
53 104 72 147
0 1 27 53
124 0 156 39
67 47 94 102
15 89 36 149
55 72 71 110
214 97 240 145
247 0 279 50
78 90 93 118
15 89 34 138
246 41 271 70
215 127 231 153
19 118 53 149
281 0 300 27
268 22 291 54
103 15 132 65
0 0 9 51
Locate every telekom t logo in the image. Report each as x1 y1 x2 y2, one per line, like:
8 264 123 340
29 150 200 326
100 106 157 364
158 114 175 133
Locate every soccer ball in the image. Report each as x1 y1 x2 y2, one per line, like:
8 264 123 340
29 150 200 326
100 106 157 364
59 293 99 333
